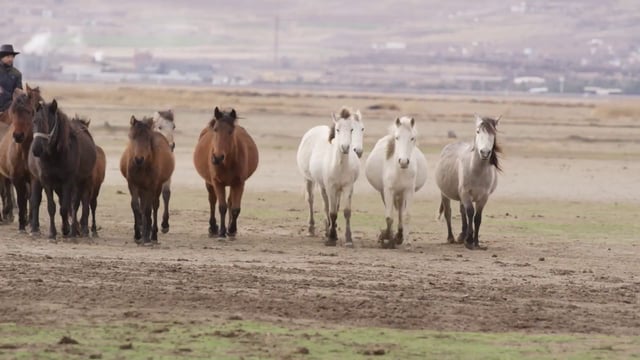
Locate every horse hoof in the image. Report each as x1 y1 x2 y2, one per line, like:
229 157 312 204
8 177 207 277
464 241 475 250
161 227 169 234
31 231 41 238
345 242 354 248
18 229 27 235
324 240 337 247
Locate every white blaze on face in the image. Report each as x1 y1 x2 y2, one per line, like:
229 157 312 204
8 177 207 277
475 115 495 160
333 114 353 155
394 117 417 169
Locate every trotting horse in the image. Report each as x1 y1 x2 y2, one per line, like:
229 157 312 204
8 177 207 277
120 116 174 244
296 108 361 247
193 107 258 238
71 116 106 237
0 85 42 230
152 109 175 233
29 99 97 239
365 116 428 249
435 115 502 250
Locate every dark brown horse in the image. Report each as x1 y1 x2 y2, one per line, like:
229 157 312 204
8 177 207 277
120 116 174 245
0 85 42 230
71 116 106 236
29 99 97 239
193 107 258 238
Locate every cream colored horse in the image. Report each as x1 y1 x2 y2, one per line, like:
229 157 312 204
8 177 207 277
296 108 362 247
365 116 427 249
435 115 502 249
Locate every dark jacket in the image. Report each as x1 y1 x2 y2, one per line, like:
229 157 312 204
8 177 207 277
0 64 23 112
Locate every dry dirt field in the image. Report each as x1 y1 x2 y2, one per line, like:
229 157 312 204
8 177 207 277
0 83 639 358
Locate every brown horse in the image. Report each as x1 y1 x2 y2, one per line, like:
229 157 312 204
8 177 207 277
71 116 106 236
120 116 174 244
29 99 97 239
0 85 42 230
193 107 258 238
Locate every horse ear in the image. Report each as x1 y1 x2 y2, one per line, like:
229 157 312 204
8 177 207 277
130 115 137 126
36 102 42 112
410 117 415 127
395 117 400 126
230 109 237 120
354 110 362 121
331 113 338 124
26 83 32 92
495 115 502 126
214 107 223 120
474 113 483 127
50 99 58 113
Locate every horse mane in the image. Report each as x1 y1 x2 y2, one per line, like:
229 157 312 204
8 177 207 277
10 92 31 116
478 117 502 172
385 137 395 159
53 107 72 153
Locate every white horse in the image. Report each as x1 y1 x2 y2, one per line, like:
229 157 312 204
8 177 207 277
365 116 427 249
152 109 175 234
296 107 363 247
435 114 502 250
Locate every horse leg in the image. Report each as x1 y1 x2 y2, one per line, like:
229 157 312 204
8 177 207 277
320 186 330 238
70 188 81 238
141 191 152 244
324 186 339 246
30 179 43 235
227 183 245 237
461 199 475 250
4 179 15 222
343 184 354 248
440 195 454 243
212 182 227 238
394 194 403 246
160 178 171 234
44 186 57 241
128 184 142 243
396 190 413 246
151 190 160 242
80 187 91 237
473 198 488 249
457 202 468 243
206 183 218 237
90 189 99 237
14 178 28 232
305 179 315 236
379 187 394 248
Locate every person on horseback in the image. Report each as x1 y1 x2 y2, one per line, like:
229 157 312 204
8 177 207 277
0 44 23 113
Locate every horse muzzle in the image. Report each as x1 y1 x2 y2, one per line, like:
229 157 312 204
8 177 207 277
134 156 145 166
480 150 492 160
212 154 225 165
354 148 363 158
398 158 410 169
170 143 176 152
13 132 25 143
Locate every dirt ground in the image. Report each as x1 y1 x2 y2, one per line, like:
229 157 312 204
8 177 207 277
0 84 639 338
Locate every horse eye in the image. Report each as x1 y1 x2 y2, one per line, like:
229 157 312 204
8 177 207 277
336 129 340 133
395 136 399 140
213 128 218 132
411 137 415 141
159 126 163 130
361 128 365 132
476 130 480 134
350 129 353 132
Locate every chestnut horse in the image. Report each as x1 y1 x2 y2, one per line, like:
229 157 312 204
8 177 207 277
193 107 258 238
0 85 42 230
71 116 106 236
29 100 97 239
120 116 174 245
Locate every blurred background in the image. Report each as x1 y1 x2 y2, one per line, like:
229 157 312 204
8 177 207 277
4 0 640 96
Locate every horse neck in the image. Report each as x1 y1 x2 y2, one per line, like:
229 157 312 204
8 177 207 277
468 146 491 174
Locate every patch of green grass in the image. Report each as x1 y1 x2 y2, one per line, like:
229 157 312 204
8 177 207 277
1 321 639 359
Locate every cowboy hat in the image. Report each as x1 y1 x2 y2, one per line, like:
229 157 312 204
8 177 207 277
0 44 20 57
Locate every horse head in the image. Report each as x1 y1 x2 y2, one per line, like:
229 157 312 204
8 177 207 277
329 111 353 155
210 107 237 166
153 109 175 152
474 114 500 162
128 115 155 167
9 89 34 144
33 99 69 157
391 117 417 169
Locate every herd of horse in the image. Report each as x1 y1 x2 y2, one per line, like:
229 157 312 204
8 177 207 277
0 85 501 250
